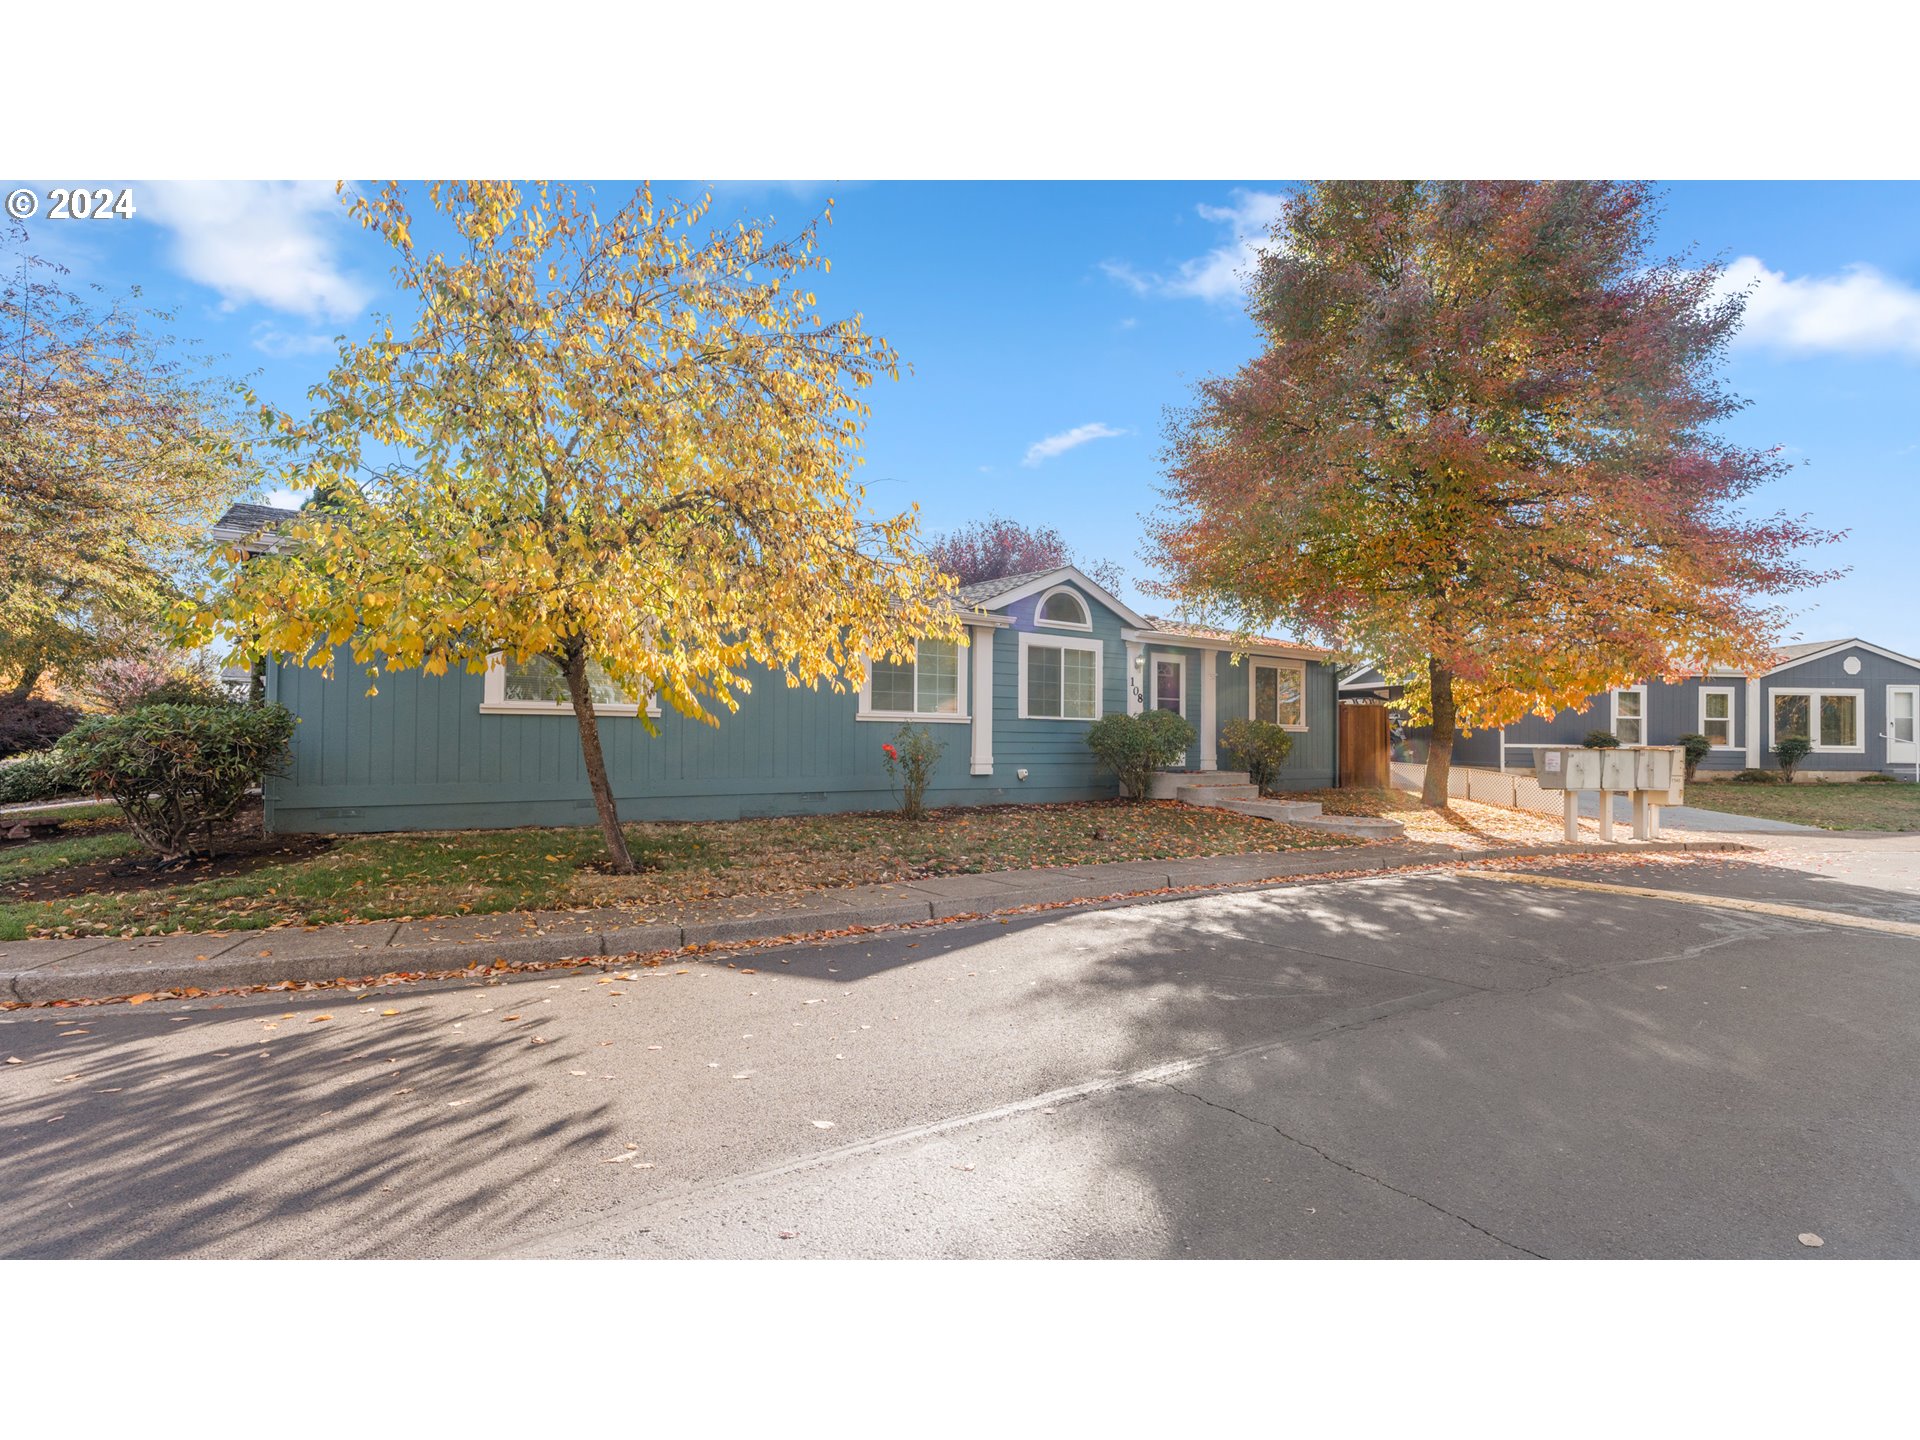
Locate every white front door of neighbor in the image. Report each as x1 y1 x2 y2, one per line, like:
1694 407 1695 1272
1889 686 1919 766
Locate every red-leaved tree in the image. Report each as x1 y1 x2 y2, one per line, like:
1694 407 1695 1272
1150 181 1841 805
928 514 1124 593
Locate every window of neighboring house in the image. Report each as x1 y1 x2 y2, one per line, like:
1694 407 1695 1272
1771 688 1864 752
1020 633 1100 720
859 638 967 722
1251 659 1307 730
1153 655 1185 716
1612 686 1646 745
1036 587 1092 630
481 653 658 716
1700 687 1736 748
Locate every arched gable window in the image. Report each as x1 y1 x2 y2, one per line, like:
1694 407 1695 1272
1036 586 1091 630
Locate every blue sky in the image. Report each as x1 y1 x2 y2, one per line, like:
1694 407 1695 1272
15 180 1919 651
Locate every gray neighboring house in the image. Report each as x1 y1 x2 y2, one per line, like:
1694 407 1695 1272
1445 638 1920 779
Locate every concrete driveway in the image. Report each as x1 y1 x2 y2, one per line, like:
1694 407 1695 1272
2 840 1915 1258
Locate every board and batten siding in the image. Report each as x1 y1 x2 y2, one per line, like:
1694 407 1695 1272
264 579 1341 833
1212 653 1336 790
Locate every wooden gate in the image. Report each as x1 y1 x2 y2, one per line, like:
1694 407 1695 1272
1338 703 1391 789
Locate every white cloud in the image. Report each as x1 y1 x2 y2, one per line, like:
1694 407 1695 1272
1718 255 1920 359
1022 422 1125 467
248 322 336 358
143 181 370 321
1101 189 1288 304
261 486 310 510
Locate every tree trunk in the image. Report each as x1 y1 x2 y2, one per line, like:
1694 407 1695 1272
1421 658 1457 809
5 663 44 702
561 644 637 874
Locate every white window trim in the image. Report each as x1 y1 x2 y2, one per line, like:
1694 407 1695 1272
1699 686 1739 750
1033 584 1093 631
1151 653 1187 717
856 638 971 724
1611 685 1647 744
1768 687 1866 754
479 653 659 717
1249 658 1309 732
1018 631 1103 721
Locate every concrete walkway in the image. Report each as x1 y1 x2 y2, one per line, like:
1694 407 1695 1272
1574 791 1822 834
0 836 1743 1003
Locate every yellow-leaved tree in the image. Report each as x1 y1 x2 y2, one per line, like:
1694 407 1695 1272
192 181 955 872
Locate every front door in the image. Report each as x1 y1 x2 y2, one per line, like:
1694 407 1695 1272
1153 657 1185 716
1889 686 1919 767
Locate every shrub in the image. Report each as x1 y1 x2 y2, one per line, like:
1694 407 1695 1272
0 751 74 806
86 656 234 713
1087 709 1196 801
880 724 945 820
1773 735 1813 782
1219 717 1296 795
56 703 295 860
1731 768 1780 784
1860 772 1897 783
0 696 80 758
1582 730 1620 750
1676 733 1713 782
133 673 234 709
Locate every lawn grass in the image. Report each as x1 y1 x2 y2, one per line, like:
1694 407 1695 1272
0 799 1353 940
1680 779 1920 831
0 800 123 829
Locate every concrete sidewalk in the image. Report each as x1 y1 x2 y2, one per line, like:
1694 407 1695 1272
0 837 1745 1003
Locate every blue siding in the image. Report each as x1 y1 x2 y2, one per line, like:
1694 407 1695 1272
266 576 1345 833
1214 653 1337 790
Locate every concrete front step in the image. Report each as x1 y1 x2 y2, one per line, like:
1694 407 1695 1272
1148 770 1251 800
1293 814 1407 839
1176 783 1260 806
1218 797 1325 823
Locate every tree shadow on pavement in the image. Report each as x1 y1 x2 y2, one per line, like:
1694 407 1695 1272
0 984 620 1258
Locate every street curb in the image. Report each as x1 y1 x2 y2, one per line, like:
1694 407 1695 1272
0 838 1752 1005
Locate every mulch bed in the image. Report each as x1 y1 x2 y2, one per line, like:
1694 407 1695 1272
0 802 333 904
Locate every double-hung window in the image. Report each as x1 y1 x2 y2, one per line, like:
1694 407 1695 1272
1771 688 1864 753
1700 687 1736 749
1020 633 1100 720
1251 659 1306 730
481 653 655 716
860 639 966 722
1611 686 1646 745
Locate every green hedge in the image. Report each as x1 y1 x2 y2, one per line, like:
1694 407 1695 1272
1087 709 1195 800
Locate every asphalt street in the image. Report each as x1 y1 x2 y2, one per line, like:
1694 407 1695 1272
2 834 1915 1258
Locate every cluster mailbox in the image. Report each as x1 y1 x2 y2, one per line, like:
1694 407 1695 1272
1532 744 1685 842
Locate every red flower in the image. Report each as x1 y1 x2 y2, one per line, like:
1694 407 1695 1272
882 743 897 759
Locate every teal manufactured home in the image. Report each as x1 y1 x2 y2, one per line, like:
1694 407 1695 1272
217 507 1340 835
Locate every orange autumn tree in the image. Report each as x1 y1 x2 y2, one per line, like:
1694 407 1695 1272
1150 181 1841 805
194 182 954 872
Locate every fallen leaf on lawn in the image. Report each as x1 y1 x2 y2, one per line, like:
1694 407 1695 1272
1799 1233 1824 1247
811 1120 835 1129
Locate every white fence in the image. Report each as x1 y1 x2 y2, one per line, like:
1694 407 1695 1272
1391 761 1564 818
